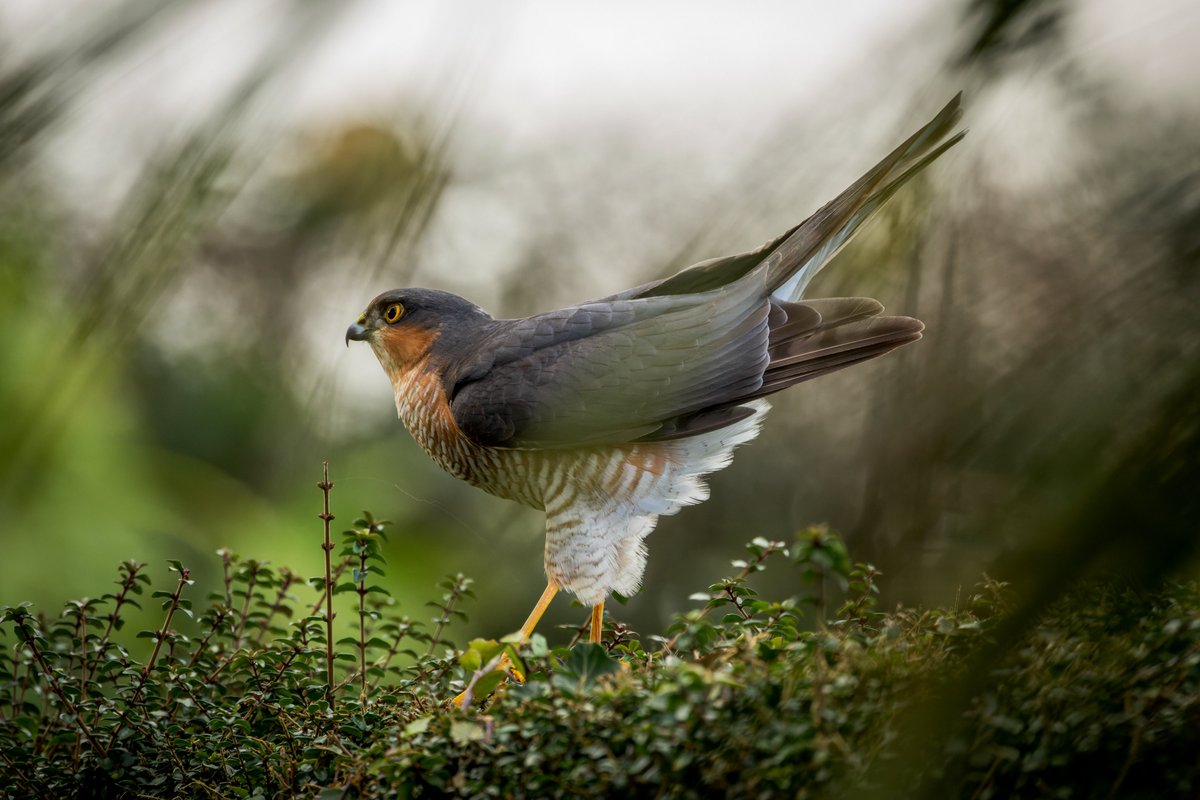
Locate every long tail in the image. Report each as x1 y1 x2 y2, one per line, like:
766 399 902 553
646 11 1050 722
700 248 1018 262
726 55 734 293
643 296 925 442
619 94 964 304
768 93 965 301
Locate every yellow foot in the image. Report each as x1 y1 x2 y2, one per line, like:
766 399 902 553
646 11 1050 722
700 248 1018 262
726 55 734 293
449 581 559 707
451 654 524 707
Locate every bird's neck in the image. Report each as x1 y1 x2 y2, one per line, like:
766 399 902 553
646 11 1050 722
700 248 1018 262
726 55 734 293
383 352 479 480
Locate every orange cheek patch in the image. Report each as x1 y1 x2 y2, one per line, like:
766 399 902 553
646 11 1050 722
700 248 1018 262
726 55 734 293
375 326 438 372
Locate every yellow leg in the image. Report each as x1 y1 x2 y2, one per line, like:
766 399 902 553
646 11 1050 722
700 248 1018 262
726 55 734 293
453 581 558 707
590 601 604 644
519 581 560 641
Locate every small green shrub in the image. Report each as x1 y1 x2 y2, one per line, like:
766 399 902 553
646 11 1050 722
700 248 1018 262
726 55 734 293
1 474 1197 799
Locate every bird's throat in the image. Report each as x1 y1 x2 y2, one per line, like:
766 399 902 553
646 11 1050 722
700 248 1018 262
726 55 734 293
370 326 438 384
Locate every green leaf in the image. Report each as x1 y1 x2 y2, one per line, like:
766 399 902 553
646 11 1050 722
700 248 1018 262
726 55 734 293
450 719 485 745
404 716 432 736
459 638 503 672
526 633 550 658
559 643 618 687
470 668 508 700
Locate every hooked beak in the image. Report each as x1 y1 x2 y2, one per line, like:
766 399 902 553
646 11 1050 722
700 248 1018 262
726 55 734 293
345 315 371 346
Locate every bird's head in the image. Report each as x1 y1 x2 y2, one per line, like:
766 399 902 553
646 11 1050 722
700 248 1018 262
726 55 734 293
346 288 492 378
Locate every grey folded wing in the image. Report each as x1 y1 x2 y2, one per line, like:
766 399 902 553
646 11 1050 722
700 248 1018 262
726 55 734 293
447 267 772 448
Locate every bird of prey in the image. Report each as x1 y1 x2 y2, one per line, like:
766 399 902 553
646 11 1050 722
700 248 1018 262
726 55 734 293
347 94 964 651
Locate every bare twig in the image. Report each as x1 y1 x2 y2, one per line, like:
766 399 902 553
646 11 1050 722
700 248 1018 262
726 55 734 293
318 461 336 706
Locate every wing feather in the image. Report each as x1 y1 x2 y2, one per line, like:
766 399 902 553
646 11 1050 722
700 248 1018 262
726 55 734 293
450 267 772 447
448 96 961 448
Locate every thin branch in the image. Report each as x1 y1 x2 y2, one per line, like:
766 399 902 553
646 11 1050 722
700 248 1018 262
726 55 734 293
318 461 336 707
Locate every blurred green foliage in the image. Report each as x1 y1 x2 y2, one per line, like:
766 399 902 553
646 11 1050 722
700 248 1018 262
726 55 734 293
2 524 1196 797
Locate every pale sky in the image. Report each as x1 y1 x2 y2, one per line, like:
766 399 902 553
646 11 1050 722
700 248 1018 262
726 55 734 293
4 0 1199 425
3 0 1194 222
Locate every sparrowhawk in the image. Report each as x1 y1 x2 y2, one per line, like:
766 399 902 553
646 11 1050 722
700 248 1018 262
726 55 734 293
347 94 964 654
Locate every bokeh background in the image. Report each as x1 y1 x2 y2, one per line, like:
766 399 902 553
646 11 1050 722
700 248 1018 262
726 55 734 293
1 0 1197 641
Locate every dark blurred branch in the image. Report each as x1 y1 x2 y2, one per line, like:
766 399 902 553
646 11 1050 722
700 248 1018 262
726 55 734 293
959 0 1065 66
0 2 170 174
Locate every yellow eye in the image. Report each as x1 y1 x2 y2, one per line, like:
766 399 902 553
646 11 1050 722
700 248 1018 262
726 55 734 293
383 303 404 324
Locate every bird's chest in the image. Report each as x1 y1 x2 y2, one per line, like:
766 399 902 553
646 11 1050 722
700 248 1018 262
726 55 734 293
390 365 548 508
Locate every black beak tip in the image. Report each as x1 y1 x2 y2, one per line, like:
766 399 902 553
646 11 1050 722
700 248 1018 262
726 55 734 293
346 321 369 346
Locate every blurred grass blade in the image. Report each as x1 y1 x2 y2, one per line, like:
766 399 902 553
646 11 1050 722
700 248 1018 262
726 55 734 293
0 2 171 174
0 2 345 498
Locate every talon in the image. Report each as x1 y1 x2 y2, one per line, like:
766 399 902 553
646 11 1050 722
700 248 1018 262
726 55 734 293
449 583 559 705
450 653 525 707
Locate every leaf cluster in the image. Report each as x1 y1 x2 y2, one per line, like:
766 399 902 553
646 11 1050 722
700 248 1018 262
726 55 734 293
1 525 1197 799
